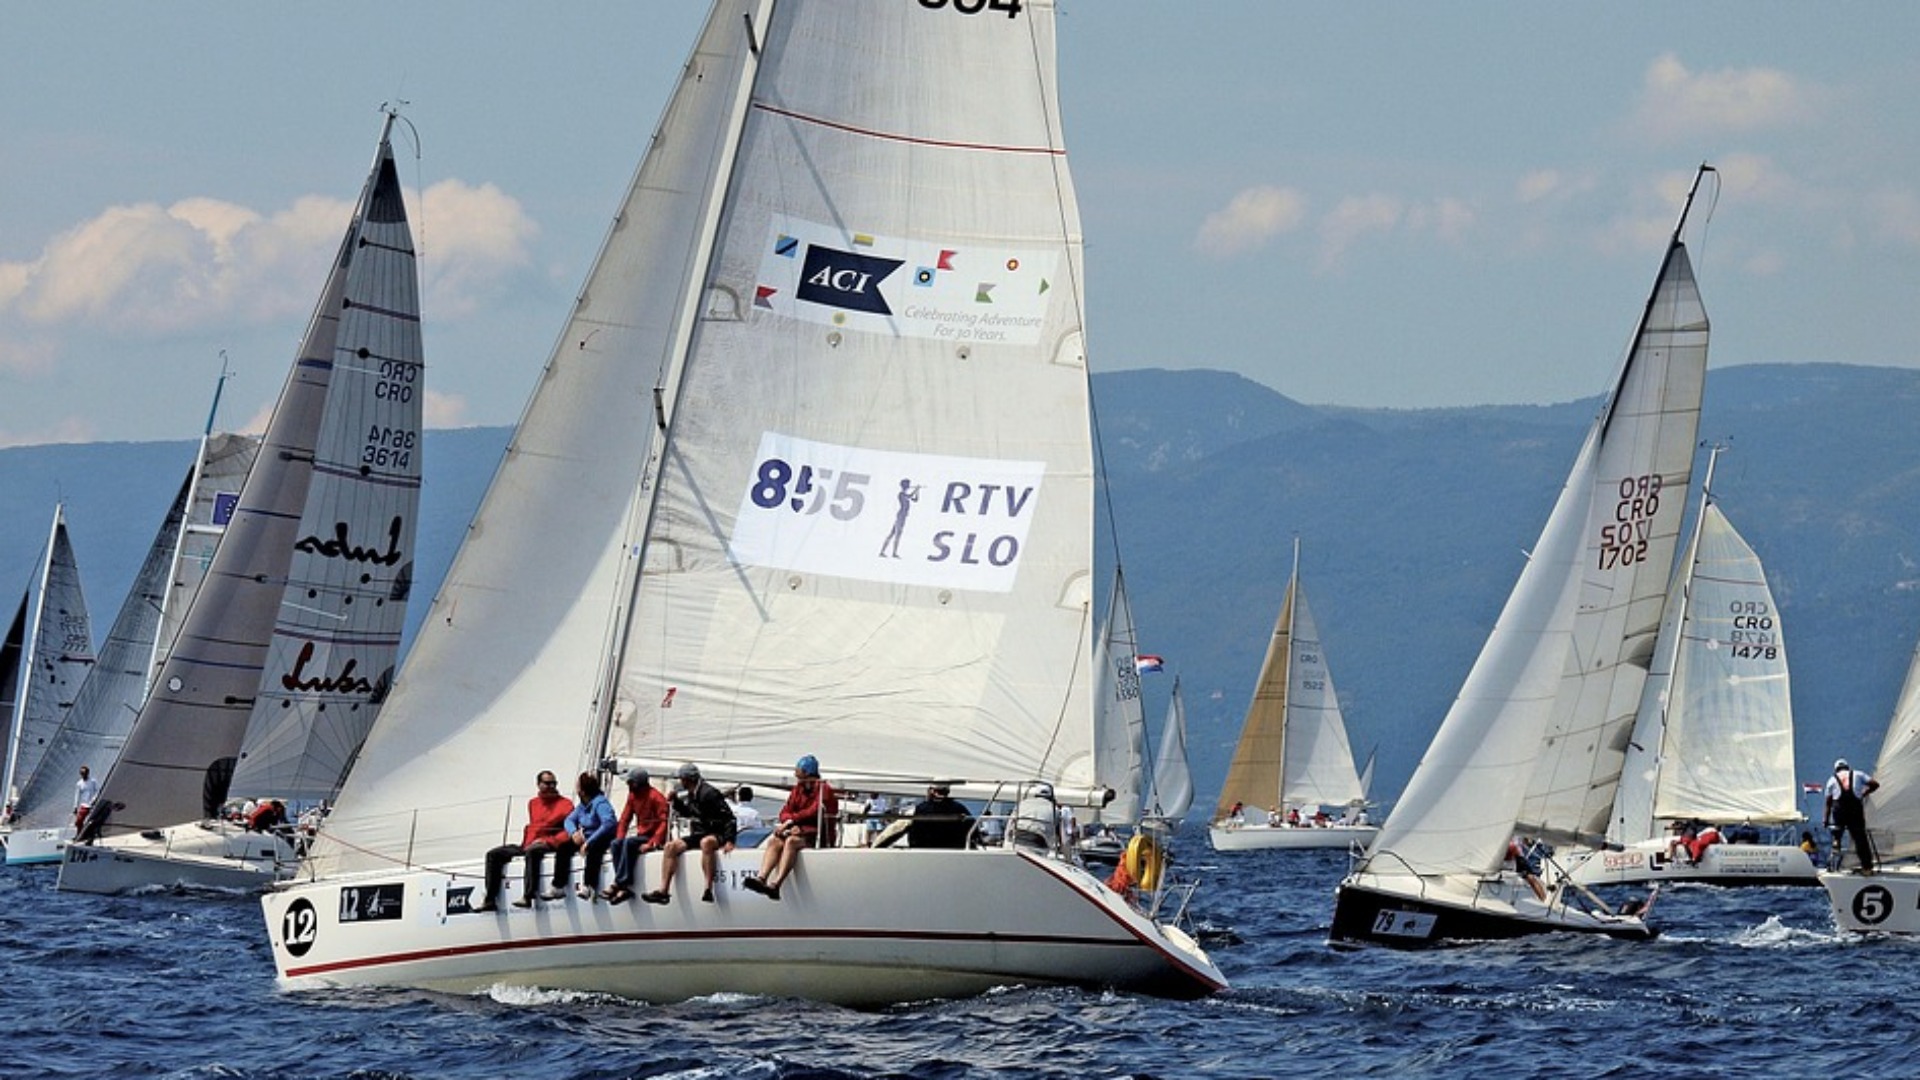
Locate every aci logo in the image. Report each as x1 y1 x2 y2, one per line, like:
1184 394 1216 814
795 244 902 315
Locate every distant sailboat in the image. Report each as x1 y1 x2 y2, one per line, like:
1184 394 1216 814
58 111 424 894
3 432 257 866
1210 540 1375 852
1093 568 1151 827
1330 164 1715 946
1 507 94 827
259 0 1223 1006
1571 446 1815 887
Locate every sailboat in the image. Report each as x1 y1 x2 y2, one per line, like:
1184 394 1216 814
1570 446 1815 887
260 0 1224 1006
1210 540 1376 852
1 507 94 831
1079 569 1150 865
3 433 257 866
1822 630 1920 931
1330 165 1715 946
58 111 423 895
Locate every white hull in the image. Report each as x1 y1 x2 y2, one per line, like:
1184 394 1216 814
1823 866 1920 933
58 821 295 894
1569 840 1818 887
262 846 1223 1006
1208 823 1377 852
4 825 65 865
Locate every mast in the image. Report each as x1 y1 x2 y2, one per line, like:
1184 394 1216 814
148 361 234 691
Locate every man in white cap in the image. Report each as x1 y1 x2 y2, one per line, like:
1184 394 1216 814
1824 757 1881 872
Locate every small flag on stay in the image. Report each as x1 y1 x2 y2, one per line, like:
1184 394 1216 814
1136 655 1165 674
1804 782 1823 794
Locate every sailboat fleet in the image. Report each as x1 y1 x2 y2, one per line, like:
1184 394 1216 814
11 0 1915 1009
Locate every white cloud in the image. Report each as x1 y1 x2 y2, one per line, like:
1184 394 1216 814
1318 193 1403 271
0 413 96 449
0 334 54 377
417 180 538 319
1406 197 1474 241
1633 54 1816 141
423 389 471 428
1867 187 1920 249
0 179 537 336
1194 185 1307 258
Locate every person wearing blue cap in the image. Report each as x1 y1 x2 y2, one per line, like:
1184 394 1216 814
744 754 839 901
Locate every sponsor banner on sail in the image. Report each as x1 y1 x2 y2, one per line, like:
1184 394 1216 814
729 432 1043 594
753 216 1057 346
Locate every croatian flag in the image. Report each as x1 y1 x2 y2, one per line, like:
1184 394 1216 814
1803 781 1823 795
1136 655 1165 674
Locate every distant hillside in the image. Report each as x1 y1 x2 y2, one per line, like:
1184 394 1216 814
4 363 1917 816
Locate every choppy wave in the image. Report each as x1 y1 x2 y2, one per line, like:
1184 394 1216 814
0 846 1905 1078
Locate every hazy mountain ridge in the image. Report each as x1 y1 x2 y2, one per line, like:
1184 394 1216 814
4 363 1916 814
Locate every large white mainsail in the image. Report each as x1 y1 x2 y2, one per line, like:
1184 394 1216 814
70 115 421 851
272 0 1221 1006
2 508 94 810
3 436 256 864
1333 165 1713 945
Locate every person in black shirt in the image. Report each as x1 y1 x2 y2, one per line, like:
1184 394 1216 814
907 782 974 849
643 762 737 905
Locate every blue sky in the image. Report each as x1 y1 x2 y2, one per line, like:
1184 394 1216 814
4 3 1917 447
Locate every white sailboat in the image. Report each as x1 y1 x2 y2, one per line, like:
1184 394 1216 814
1571 447 1814 887
1330 165 1715 946
1210 541 1376 852
1 507 94 828
260 0 1223 1006
3 433 257 866
1822 630 1920 930
59 112 424 895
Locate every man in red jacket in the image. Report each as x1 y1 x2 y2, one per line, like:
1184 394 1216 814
603 768 670 904
475 770 575 911
743 754 838 901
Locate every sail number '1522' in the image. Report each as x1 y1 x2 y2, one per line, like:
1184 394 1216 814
919 0 1023 17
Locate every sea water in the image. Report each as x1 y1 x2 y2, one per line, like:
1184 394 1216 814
0 847 1894 1078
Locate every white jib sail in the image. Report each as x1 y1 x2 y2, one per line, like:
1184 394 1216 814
1645 503 1796 824
1151 678 1193 821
